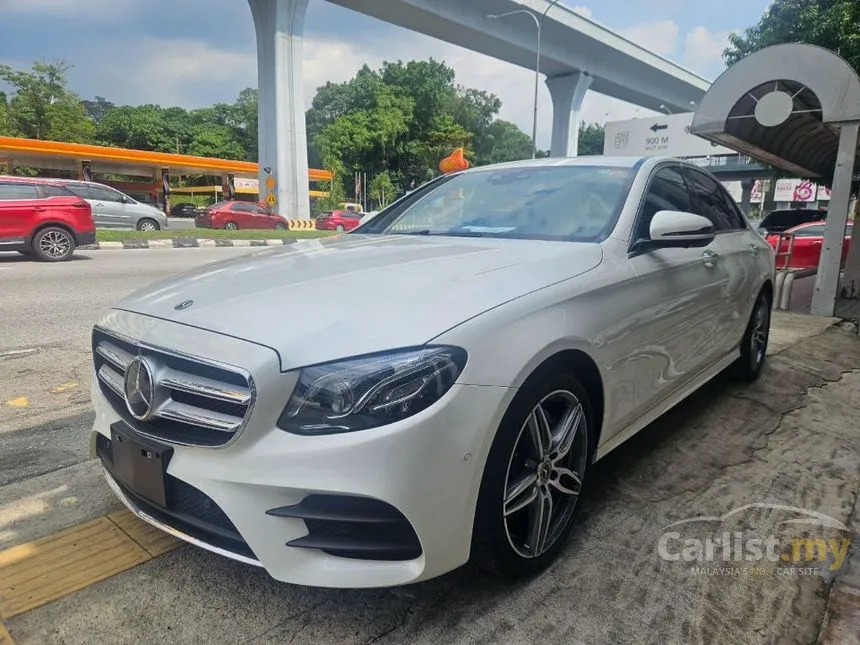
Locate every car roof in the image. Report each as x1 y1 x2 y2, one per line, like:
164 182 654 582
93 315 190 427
788 221 849 232
0 174 67 186
463 156 648 174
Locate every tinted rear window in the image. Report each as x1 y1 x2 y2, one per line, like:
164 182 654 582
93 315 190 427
38 184 75 198
0 183 38 200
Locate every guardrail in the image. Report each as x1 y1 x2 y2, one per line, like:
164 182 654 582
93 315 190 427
774 267 817 311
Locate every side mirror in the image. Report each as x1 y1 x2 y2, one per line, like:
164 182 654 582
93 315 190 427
119 195 129 203
648 210 715 248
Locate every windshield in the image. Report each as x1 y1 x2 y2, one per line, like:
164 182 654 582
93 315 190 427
362 165 633 242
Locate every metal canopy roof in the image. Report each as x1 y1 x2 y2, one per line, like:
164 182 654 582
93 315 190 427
690 44 860 180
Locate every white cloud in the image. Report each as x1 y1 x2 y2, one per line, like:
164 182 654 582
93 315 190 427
619 20 680 57
682 26 733 75
5 0 131 19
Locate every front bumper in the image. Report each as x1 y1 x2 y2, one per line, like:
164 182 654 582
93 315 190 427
89 309 512 588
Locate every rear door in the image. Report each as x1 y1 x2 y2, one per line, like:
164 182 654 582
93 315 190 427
229 202 256 228
0 182 38 247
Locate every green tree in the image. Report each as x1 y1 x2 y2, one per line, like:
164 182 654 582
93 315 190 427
578 122 605 156
369 170 396 208
472 119 532 165
724 0 860 71
0 60 94 142
80 96 114 124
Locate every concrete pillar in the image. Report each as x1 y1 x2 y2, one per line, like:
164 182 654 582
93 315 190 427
740 179 753 216
1 158 15 175
811 122 859 316
546 71 592 157
248 0 311 219
841 178 860 297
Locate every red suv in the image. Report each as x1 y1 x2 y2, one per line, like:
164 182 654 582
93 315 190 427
195 201 288 230
0 176 95 261
315 210 362 232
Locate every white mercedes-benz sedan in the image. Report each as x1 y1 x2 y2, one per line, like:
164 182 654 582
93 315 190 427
90 156 775 588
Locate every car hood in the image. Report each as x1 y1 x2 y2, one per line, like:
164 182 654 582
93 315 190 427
115 234 603 370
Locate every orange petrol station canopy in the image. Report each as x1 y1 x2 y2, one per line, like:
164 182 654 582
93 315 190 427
0 136 332 182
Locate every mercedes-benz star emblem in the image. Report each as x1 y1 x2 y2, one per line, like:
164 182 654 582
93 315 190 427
174 299 194 311
124 357 155 420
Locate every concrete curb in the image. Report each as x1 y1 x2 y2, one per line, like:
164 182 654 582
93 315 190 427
78 238 297 251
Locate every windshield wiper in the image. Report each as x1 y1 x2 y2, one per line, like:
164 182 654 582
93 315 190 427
396 229 431 235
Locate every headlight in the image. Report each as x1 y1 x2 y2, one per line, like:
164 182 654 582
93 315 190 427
277 346 467 435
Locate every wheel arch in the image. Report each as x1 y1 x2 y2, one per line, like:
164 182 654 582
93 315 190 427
31 221 80 245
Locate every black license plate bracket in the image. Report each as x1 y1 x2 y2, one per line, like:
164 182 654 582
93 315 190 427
110 422 172 507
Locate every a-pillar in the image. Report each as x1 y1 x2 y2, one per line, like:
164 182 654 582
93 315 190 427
248 0 310 219
546 71 592 157
811 122 859 316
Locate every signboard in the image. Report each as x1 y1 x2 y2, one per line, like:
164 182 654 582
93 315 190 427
751 180 766 204
603 112 736 158
774 179 818 202
817 185 831 201
234 177 258 191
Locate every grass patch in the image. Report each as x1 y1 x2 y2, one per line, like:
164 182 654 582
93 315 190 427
95 229 333 242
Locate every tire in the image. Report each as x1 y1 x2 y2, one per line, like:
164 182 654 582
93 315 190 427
336 224 345 232
730 289 771 382
224 222 239 231
274 222 287 230
137 218 160 232
32 227 76 262
471 367 594 580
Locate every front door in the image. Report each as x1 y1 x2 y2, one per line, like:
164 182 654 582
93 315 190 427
615 165 730 432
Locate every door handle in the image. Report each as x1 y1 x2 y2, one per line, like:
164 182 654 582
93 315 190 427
748 243 761 254
32 206 45 212
701 250 719 267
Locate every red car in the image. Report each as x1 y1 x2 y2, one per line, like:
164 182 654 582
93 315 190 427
315 210 362 232
767 221 853 270
195 201 288 230
0 175 95 262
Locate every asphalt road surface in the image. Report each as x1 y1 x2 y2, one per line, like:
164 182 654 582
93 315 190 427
1 248 859 644
0 247 258 351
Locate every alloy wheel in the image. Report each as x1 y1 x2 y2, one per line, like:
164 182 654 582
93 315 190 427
503 389 588 559
39 230 72 259
751 298 770 367
138 220 157 231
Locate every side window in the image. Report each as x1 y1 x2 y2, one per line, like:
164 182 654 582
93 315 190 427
686 169 736 231
232 203 253 212
38 184 75 198
251 205 268 215
0 183 39 200
89 185 124 202
65 184 92 200
636 166 692 241
715 184 747 229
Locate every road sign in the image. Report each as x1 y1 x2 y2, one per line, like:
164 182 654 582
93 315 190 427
604 112 735 157
265 175 276 191
266 192 277 207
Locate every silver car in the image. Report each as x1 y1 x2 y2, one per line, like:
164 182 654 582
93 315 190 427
59 180 168 231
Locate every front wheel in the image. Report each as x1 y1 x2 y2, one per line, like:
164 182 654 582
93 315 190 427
137 218 160 231
274 222 287 230
32 227 76 262
224 221 239 231
336 224 345 232
731 289 771 381
472 369 593 579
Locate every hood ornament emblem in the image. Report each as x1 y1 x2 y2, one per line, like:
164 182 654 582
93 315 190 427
174 299 194 311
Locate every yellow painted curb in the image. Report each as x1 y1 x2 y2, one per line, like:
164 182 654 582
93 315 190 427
0 511 181 619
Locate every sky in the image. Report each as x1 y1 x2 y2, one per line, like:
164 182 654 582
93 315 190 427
0 0 772 149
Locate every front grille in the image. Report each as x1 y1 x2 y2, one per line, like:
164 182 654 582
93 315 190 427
92 327 254 447
97 434 255 560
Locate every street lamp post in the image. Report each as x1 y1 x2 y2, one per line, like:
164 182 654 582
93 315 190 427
488 0 564 159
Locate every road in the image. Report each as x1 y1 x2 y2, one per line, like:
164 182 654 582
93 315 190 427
0 247 258 351
1 249 859 644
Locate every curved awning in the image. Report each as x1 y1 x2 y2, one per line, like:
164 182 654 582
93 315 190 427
690 44 860 179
